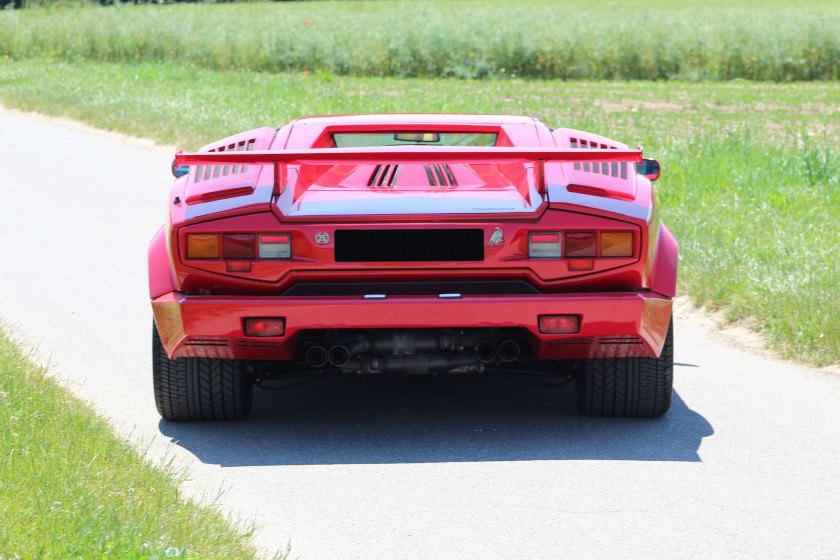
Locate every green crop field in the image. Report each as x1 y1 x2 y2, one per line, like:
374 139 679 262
2 1 840 81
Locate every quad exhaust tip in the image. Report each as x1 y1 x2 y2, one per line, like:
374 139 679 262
305 345 328 368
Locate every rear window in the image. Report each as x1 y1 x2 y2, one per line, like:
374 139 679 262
332 132 497 148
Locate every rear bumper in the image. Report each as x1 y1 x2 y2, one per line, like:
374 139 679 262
152 291 673 361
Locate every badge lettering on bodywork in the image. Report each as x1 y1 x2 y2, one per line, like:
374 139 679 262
314 232 330 244
486 227 504 247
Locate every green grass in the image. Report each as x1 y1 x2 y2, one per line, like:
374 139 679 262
0 327 275 559
2 1 840 81
1 58 838 365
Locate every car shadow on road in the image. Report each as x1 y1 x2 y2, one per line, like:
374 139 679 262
158 372 713 466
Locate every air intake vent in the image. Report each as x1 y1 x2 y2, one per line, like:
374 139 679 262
424 164 457 187
569 138 627 179
368 164 400 187
195 138 256 183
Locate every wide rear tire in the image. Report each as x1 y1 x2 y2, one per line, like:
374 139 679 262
153 323 253 421
576 319 673 418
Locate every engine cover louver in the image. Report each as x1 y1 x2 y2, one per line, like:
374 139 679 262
194 138 257 183
367 164 458 188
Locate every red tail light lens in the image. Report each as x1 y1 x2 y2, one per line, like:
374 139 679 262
259 234 291 259
529 232 562 257
244 317 285 337
539 315 580 334
564 232 597 257
222 233 256 259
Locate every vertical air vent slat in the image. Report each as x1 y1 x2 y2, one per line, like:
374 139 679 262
443 164 457 186
369 165 383 186
387 165 400 186
424 164 437 186
433 164 446 186
379 165 393 186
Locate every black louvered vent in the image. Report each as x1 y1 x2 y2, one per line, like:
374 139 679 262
195 138 256 183
424 164 457 187
368 164 401 187
569 138 627 179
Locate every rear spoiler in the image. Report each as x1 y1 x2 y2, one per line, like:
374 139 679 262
174 146 643 194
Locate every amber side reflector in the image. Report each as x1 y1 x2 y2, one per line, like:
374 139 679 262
244 318 285 337
601 232 633 257
539 315 580 334
186 233 220 259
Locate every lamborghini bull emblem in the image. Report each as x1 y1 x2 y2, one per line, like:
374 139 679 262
486 227 504 247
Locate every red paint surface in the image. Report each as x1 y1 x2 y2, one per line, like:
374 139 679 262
151 114 678 363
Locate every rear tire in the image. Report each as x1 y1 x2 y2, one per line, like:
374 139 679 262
576 319 673 418
153 323 253 421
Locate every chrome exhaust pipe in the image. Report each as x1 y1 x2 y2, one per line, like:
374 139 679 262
305 345 328 368
498 340 520 363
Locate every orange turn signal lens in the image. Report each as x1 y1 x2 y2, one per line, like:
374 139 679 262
186 233 220 259
538 315 580 334
601 232 633 257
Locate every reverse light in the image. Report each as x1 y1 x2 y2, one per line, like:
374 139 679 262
529 233 562 258
601 232 634 257
564 232 597 257
259 234 291 259
244 317 285 337
539 315 580 334
186 233 220 259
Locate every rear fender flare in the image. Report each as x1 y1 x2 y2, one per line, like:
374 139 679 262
649 222 678 298
148 227 177 299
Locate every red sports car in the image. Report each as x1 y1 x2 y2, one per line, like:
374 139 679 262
149 114 678 421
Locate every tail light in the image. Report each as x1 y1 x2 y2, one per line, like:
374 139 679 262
185 232 292 261
529 233 562 257
529 231 635 260
222 234 256 259
186 234 220 259
259 234 291 259
564 232 597 257
601 232 633 257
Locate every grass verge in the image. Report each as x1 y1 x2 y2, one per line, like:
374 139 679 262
0 58 838 367
0 327 273 559
2 1 840 81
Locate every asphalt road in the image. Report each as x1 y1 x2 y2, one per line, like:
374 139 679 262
2 108 839 560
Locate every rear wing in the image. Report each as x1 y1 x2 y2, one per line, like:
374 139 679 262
174 146 643 194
